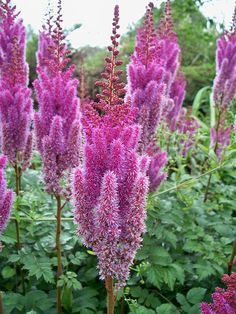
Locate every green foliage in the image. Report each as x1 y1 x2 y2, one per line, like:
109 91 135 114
26 27 38 86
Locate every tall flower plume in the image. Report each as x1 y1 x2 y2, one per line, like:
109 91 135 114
0 0 33 169
73 5 150 286
34 0 81 195
211 6 236 158
200 273 236 314
126 1 183 191
0 155 13 250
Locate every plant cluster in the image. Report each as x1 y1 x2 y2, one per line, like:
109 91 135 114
0 0 235 314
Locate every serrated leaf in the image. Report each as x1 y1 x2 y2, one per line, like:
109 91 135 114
171 264 185 285
23 256 54 283
8 254 21 263
149 247 172 266
186 287 206 304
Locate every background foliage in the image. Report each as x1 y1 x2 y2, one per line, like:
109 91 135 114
1 0 235 313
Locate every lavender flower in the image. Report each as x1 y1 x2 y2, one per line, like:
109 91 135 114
177 108 200 157
0 0 33 168
34 1 81 195
200 273 236 314
0 155 13 250
211 7 236 158
126 0 187 191
73 6 150 286
126 2 175 192
166 74 186 132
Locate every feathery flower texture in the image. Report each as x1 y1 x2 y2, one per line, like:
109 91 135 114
126 2 172 192
34 0 81 195
126 0 191 191
73 6 149 286
211 6 236 158
0 155 13 250
200 273 236 314
0 0 33 169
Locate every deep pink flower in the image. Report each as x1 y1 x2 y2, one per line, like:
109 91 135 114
73 6 150 286
211 8 236 158
0 0 33 168
126 1 184 191
200 273 236 314
0 155 13 249
34 1 81 195
166 75 186 132
177 108 200 157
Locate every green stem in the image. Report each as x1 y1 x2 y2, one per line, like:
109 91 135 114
228 239 236 275
14 164 25 295
154 164 224 198
120 295 125 314
105 276 115 314
55 195 63 314
203 108 222 202
203 173 212 203
0 292 4 314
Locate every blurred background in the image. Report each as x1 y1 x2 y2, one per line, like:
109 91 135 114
13 0 235 105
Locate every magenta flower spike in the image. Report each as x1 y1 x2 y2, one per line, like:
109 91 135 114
126 1 185 191
211 7 236 158
0 0 33 168
177 108 200 157
34 0 81 195
166 74 186 132
200 273 236 314
0 155 13 250
73 6 150 287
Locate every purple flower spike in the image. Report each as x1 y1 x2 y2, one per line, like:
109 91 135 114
177 108 200 157
34 0 81 195
211 6 236 158
0 0 33 168
126 1 185 191
200 273 236 314
0 155 13 250
73 6 150 287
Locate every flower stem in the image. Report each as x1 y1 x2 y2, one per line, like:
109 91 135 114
55 194 63 314
228 239 236 275
14 164 25 294
105 276 115 314
203 172 212 202
204 108 222 202
120 295 125 314
0 291 4 314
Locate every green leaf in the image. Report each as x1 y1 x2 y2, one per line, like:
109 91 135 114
130 305 156 314
8 253 20 263
22 256 54 283
1 266 16 279
176 293 191 312
192 86 211 116
186 287 207 304
23 290 53 312
62 286 73 312
3 292 24 313
171 264 185 285
156 303 180 314
163 268 176 291
149 247 172 266
146 266 162 289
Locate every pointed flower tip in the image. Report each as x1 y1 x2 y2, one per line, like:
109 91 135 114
230 2 236 34
95 3 125 107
